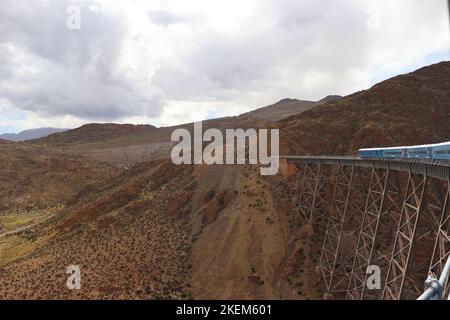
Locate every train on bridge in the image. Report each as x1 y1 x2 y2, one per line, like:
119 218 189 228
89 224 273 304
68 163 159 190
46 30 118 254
359 141 450 160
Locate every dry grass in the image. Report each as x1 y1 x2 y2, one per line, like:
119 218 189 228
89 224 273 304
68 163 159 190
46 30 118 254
0 61 449 300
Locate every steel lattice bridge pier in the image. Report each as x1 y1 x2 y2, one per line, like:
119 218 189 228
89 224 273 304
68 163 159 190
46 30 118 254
282 156 450 300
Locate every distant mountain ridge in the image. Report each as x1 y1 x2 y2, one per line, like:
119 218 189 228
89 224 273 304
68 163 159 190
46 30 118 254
35 123 156 144
241 95 342 121
318 95 342 103
0 127 69 141
33 96 336 147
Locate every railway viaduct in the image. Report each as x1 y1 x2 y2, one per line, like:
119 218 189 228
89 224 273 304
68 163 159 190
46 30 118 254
282 156 450 300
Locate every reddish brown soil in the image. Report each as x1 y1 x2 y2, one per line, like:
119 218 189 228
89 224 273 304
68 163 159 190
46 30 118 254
0 61 449 300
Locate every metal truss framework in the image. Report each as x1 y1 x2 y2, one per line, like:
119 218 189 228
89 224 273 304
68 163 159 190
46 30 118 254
291 168 304 209
296 163 329 224
381 172 427 300
408 178 446 296
290 158 450 300
427 180 450 298
319 164 353 293
345 167 404 299
319 164 367 294
346 166 389 300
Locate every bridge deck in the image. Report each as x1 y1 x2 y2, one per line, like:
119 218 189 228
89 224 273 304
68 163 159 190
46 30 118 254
281 156 450 181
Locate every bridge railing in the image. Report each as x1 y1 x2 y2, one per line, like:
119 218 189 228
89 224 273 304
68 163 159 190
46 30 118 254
418 255 450 300
280 155 450 167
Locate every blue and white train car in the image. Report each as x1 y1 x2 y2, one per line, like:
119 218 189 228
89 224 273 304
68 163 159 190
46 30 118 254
430 142 450 160
358 141 450 160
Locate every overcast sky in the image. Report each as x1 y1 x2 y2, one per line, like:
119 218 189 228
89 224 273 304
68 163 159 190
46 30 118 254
0 0 449 133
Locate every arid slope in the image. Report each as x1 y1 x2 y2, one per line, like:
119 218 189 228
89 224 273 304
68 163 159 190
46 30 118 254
0 61 449 300
278 61 450 156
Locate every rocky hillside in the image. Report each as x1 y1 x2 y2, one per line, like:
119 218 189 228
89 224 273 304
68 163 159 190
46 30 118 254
0 159 321 299
277 61 450 156
240 98 319 121
0 61 449 300
0 142 120 215
240 96 341 122
34 123 156 145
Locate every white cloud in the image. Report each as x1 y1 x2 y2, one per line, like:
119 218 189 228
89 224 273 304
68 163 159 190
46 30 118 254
0 0 449 133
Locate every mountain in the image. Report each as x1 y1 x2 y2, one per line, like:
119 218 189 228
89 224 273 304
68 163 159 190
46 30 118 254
34 123 156 145
32 118 267 168
0 142 120 215
277 61 450 156
0 61 449 300
240 96 342 122
318 95 342 103
241 98 319 121
0 127 68 141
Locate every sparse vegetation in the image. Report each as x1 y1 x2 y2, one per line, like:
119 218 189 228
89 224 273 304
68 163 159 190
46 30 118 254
0 61 449 299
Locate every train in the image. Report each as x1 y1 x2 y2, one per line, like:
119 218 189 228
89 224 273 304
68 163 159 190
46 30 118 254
358 141 450 160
